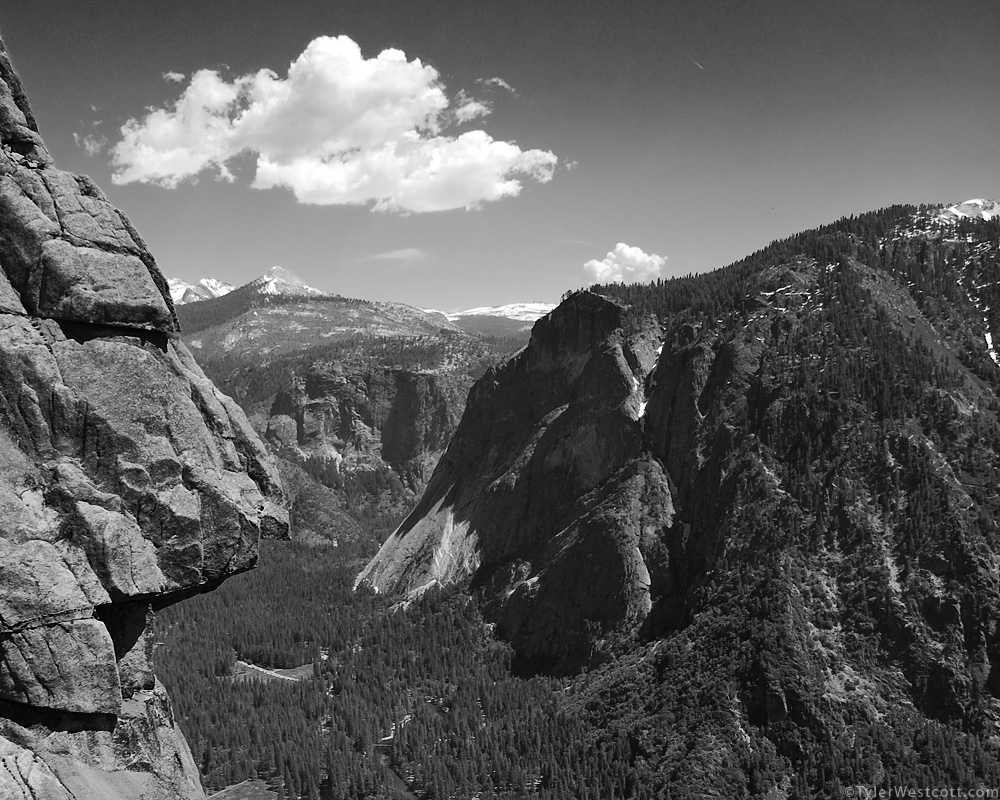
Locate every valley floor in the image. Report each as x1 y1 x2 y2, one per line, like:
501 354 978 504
158 538 1000 800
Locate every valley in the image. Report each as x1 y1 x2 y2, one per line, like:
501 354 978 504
155 203 1000 799
172 270 532 546
2 7 999 800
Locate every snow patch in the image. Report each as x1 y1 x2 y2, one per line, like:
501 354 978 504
446 302 556 322
941 198 1000 221
986 328 998 364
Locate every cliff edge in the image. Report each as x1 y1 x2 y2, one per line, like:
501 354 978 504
356 290 665 672
0 35 288 800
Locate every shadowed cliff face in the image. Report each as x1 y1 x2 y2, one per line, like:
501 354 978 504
0 37 287 800
356 291 666 672
358 211 1000 747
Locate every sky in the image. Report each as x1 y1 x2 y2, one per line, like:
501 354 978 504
2 1 998 311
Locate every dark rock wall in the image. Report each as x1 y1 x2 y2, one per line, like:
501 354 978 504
0 36 287 800
357 292 665 672
359 228 1000 724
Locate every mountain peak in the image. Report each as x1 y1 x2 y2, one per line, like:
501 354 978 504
249 265 328 297
168 276 234 305
169 266 328 305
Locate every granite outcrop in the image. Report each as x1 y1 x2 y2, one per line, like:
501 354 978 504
0 35 287 800
357 291 667 672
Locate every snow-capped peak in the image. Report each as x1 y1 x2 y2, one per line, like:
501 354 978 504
444 302 557 322
939 198 1000 221
168 277 235 305
198 278 234 297
249 265 327 298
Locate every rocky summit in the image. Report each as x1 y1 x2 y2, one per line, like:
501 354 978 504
0 36 287 800
359 204 1000 789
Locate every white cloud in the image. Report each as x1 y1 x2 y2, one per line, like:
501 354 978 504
255 130 555 212
452 90 491 124
370 247 427 261
73 132 107 156
584 243 666 284
112 70 245 187
163 71 186 84
478 76 515 93
111 35 556 212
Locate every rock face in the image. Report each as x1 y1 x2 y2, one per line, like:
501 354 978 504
265 361 470 488
358 199 1000 748
245 357 477 547
0 37 287 800
357 291 666 671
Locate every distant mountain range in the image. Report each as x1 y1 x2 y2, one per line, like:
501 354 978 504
168 267 555 333
426 302 557 323
167 276 235 305
427 302 557 338
170 264 526 548
169 265 326 307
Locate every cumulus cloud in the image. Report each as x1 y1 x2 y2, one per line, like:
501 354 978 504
584 243 666 284
111 35 556 212
163 71 186 84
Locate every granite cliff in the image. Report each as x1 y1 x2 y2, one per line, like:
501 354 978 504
264 361 469 491
356 290 665 671
358 204 1000 764
0 36 287 799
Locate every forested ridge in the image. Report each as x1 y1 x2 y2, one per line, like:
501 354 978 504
595 204 999 346
160 205 1000 798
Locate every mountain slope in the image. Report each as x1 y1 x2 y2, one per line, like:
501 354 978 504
358 203 1000 793
177 289 455 358
174 276 520 545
